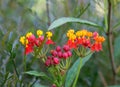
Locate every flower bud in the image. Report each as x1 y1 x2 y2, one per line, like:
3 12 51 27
62 52 68 59
53 57 59 65
52 84 56 87
47 56 51 59
51 50 58 56
93 32 98 38
56 46 61 52
63 45 70 52
67 51 72 57
45 58 51 66
58 51 63 58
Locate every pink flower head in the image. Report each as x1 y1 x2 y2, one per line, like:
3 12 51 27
63 45 70 52
93 32 99 39
67 51 72 57
51 50 58 57
58 51 63 58
53 57 59 65
45 56 52 66
56 46 61 52
62 52 68 59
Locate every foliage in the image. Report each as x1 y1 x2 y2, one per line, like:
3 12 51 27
0 0 120 87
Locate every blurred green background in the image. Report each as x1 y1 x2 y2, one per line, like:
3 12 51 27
0 0 120 87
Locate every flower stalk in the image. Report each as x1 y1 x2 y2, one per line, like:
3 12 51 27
107 0 116 84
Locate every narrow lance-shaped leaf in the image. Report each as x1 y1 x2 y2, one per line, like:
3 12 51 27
48 17 102 30
24 71 46 77
65 53 93 87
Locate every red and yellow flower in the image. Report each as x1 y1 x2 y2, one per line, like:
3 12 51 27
46 31 55 45
19 30 54 55
66 29 105 52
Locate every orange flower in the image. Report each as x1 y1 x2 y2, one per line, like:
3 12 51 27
66 29 105 52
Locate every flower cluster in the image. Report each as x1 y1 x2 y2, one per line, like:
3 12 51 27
66 29 105 52
19 30 54 55
45 45 72 66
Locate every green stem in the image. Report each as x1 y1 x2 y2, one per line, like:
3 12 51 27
23 55 26 71
72 58 82 87
107 0 116 84
12 60 19 78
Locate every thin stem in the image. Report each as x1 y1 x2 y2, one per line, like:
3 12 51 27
107 0 116 84
72 59 82 87
12 60 19 78
63 0 69 16
98 70 107 87
46 0 50 26
23 55 27 71
76 3 90 17
30 78 38 87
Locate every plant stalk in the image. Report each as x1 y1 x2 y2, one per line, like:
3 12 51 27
46 0 50 26
12 59 19 78
23 55 26 71
107 0 116 84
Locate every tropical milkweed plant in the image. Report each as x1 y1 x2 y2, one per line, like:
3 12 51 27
19 17 105 87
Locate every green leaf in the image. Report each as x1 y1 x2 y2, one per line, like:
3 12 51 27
48 17 102 30
65 53 93 87
107 85 120 87
24 71 46 77
34 83 48 87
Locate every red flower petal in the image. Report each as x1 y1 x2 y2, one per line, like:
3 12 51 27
82 39 91 48
46 39 55 45
67 40 77 49
25 44 33 55
91 43 102 52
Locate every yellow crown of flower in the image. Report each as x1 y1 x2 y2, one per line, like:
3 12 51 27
19 36 28 45
46 31 53 40
37 30 43 37
26 32 33 38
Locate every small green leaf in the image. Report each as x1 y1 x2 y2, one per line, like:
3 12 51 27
48 17 102 30
107 85 120 87
65 53 93 87
24 71 46 77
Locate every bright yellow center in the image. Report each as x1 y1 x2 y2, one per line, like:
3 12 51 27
26 32 33 38
46 31 53 39
19 36 28 45
37 30 43 37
